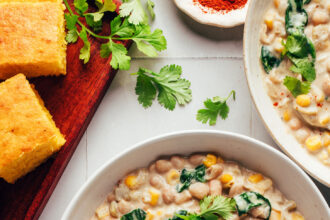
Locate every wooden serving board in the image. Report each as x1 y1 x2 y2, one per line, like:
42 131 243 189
0 1 130 219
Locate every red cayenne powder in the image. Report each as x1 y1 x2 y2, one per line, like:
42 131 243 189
195 0 248 13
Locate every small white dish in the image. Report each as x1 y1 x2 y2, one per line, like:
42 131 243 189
173 0 249 28
62 130 329 220
243 0 330 186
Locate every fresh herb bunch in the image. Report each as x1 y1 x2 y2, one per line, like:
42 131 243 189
176 195 236 220
134 65 192 110
63 0 166 70
197 90 236 125
177 164 206 192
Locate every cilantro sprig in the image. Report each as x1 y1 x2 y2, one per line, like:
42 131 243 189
63 0 166 69
133 65 192 110
197 90 236 125
283 76 310 97
176 195 236 220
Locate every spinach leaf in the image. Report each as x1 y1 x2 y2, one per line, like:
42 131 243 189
121 209 146 220
234 192 272 220
285 0 308 34
261 46 281 73
169 210 188 220
177 164 206 192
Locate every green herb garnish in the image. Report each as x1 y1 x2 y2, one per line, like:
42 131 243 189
234 192 272 220
134 65 192 111
121 209 146 220
64 0 166 69
196 90 236 126
176 195 236 220
261 46 282 73
285 0 309 34
283 76 310 97
177 164 206 192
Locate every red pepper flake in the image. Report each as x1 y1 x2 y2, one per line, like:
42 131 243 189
281 92 284 96
317 103 323 107
194 0 248 14
273 102 279 107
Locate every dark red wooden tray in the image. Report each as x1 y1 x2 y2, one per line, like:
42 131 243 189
0 1 129 219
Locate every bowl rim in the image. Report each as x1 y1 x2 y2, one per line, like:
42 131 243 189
173 0 248 28
61 130 328 219
243 0 330 187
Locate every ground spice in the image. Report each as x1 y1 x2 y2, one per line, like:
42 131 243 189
195 0 248 13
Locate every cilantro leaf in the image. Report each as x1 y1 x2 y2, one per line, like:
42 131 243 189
66 29 79 43
131 25 167 57
85 13 103 32
87 0 116 25
119 0 148 25
65 13 79 30
110 16 135 38
74 0 88 15
78 28 91 63
197 91 236 125
100 40 131 70
147 0 155 20
134 65 192 110
289 57 315 82
284 33 309 58
199 196 236 220
283 76 311 97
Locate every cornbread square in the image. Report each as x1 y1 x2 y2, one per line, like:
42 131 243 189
0 0 66 79
0 74 66 183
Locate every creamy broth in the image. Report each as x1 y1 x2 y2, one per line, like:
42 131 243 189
260 0 330 165
91 154 303 220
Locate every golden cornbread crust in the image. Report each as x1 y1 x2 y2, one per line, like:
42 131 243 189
0 74 66 183
0 0 66 79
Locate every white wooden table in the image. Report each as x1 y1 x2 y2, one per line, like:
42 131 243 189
40 1 329 219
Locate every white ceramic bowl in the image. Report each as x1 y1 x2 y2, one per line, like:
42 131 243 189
62 131 329 220
243 0 330 186
173 0 250 28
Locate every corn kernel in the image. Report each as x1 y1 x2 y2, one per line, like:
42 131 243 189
248 173 264 183
305 135 322 152
283 110 291 122
291 212 305 220
274 38 284 53
265 18 273 30
220 174 233 184
156 211 163 216
146 211 154 220
320 116 329 126
270 209 281 220
324 134 330 147
149 189 160 206
166 169 179 184
125 175 137 189
274 0 280 8
203 154 217 168
217 156 224 163
316 94 325 103
296 95 311 107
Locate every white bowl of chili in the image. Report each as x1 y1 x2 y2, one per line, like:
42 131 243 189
62 130 329 220
173 0 250 28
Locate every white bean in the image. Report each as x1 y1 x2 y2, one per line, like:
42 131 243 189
322 77 330 96
149 174 164 189
189 154 205 165
117 200 133 214
162 187 176 204
155 160 172 173
189 182 209 200
295 128 311 143
206 164 223 180
170 156 185 169
209 180 222 196
288 118 302 130
312 10 329 25
175 190 192 205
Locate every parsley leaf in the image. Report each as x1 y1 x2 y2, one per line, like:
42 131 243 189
176 195 236 220
119 0 148 25
78 28 91 63
197 91 236 125
147 0 155 20
134 65 192 110
283 76 311 97
74 0 88 15
100 40 131 70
